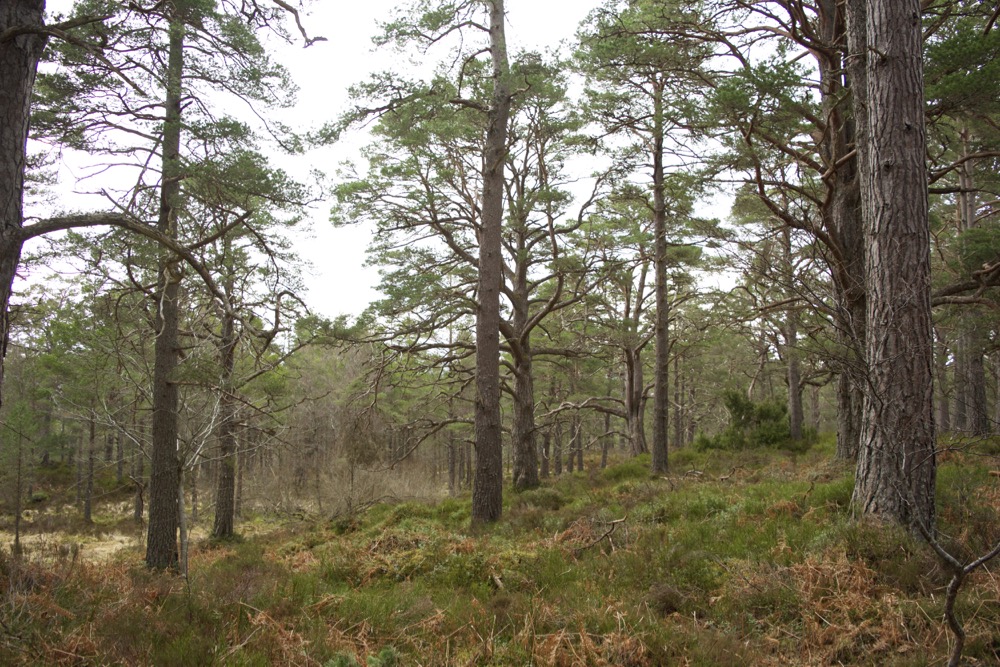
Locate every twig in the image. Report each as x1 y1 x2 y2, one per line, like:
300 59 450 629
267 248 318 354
575 516 628 555
913 520 1000 667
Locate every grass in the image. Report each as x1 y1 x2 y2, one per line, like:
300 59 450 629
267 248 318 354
1 437 998 665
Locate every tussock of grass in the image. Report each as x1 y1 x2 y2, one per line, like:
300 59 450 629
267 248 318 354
1 441 998 665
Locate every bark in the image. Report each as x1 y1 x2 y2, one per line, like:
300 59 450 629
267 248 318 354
116 430 124 484
447 440 457 496
829 0 867 461
0 0 46 409
964 332 989 435
471 0 512 527
851 0 936 529
540 429 550 478
651 80 669 474
84 415 95 523
510 285 539 490
673 353 683 450
553 421 563 476
146 10 185 569
810 384 821 432
624 348 647 455
212 300 238 538
782 230 803 441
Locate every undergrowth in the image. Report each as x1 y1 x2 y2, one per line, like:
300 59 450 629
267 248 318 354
1 437 998 666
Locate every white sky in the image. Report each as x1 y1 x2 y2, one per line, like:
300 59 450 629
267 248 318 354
280 0 603 318
33 0 605 320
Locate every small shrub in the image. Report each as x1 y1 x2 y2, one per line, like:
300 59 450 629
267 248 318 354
600 457 649 482
325 654 361 667
510 486 565 511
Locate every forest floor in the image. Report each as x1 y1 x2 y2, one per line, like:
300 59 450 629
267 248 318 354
1 437 999 666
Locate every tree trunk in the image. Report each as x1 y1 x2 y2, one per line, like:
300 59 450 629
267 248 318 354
116 430 124 484
624 348 647 455
212 304 238 538
830 0 867 462
851 0 936 530
447 440 457 496
782 229 803 442
0 1 46 409
540 429 550 478
673 353 683 450
84 415 95 523
651 80 670 474
954 135 989 436
511 328 539 491
810 384 821 432
146 10 186 569
553 421 563 476
133 419 145 523
471 0 511 527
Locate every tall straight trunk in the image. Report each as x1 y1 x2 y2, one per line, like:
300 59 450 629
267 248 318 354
116 430 124 484
0 1 46 409
575 421 584 471
471 0 511 526
964 334 989 435
782 229 803 441
553 421 563 476
76 435 83 504
540 430 550 478
673 353 683 449
511 328 539 490
447 440 457 496
84 415 95 523
212 298 238 538
464 440 473 488
851 0 936 530
826 0 867 461
133 416 146 523
146 9 185 569
955 133 989 436
953 333 968 430
651 81 669 475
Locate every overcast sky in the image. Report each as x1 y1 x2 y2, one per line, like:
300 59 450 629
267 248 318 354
32 1 605 320
281 0 604 318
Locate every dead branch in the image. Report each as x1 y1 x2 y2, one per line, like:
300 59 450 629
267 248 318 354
575 516 628 556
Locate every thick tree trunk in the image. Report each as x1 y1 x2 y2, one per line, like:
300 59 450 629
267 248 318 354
471 0 511 527
851 0 936 530
146 11 185 569
0 1 46 409
651 82 669 474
